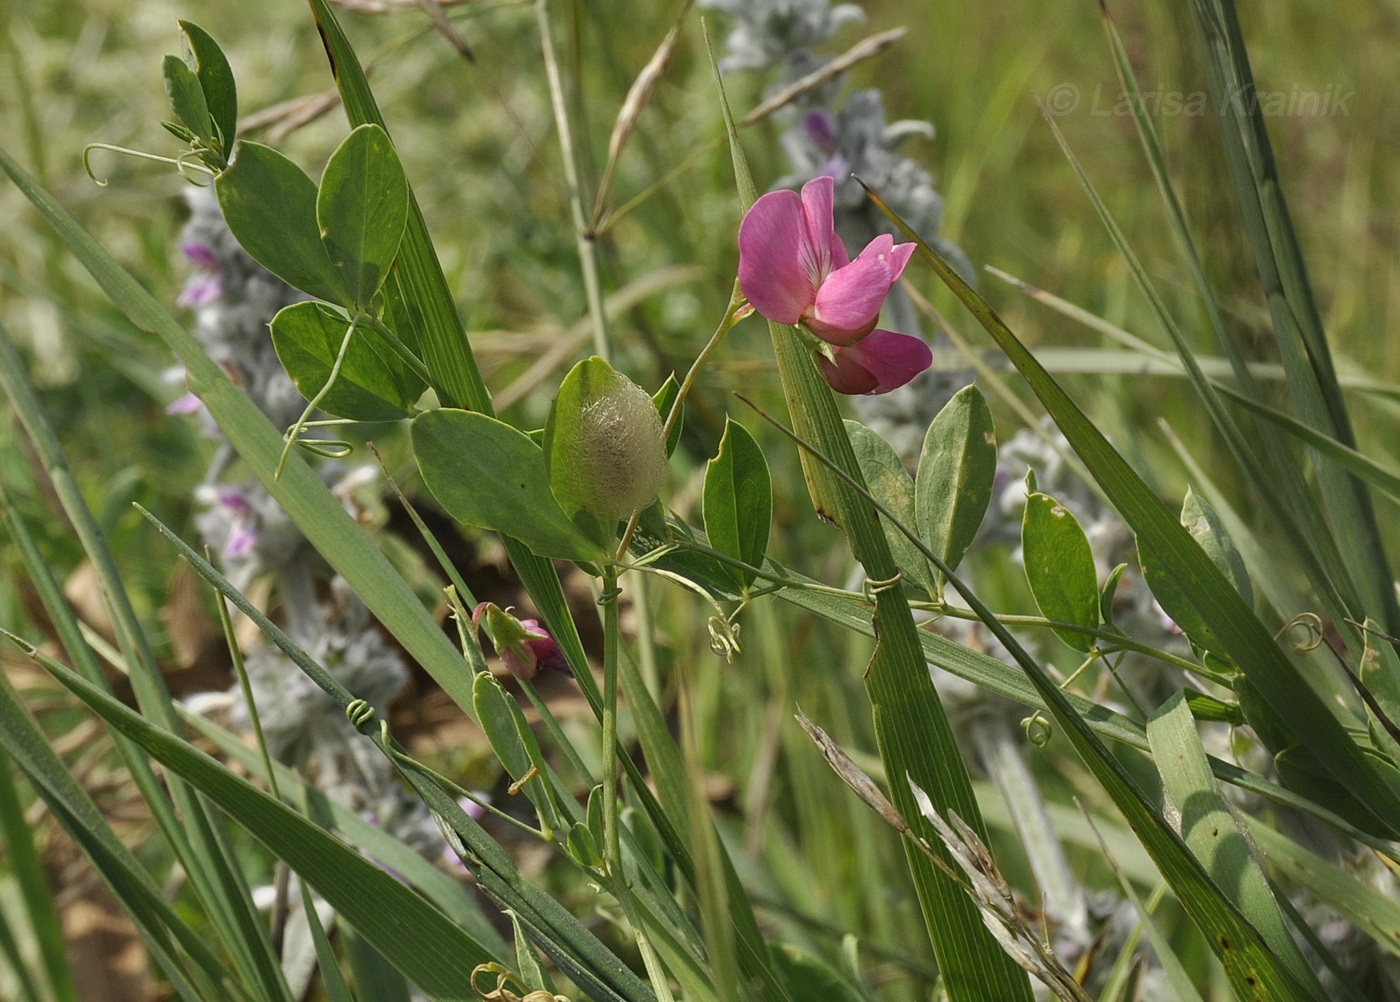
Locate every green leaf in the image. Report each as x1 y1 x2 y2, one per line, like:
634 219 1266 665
1021 492 1099 652
915 384 997 585
162 54 212 146
178 21 237 156
215 142 347 305
543 357 668 541
1181 489 1252 607
652 374 683 458
703 419 771 590
317 124 408 310
412 408 605 562
270 302 421 421
471 672 556 829
844 420 930 593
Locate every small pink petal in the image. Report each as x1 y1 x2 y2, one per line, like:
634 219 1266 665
799 175 849 273
853 235 915 284
807 255 892 345
181 241 218 270
178 276 222 307
166 392 204 416
223 524 258 559
818 330 932 395
738 189 815 325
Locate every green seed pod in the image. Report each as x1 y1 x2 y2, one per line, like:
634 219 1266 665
545 358 669 534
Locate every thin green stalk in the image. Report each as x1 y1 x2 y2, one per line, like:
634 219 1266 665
536 0 610 362
362 312 433 386
600 567 624 876
276 315 360 478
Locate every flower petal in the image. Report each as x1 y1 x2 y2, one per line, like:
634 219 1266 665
799 175 849 272
807 255 892 344
820 330 932 395
738 188 816 324
854 234 916 282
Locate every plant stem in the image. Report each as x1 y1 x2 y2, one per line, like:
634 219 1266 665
536 0 610 362
600 566 623 877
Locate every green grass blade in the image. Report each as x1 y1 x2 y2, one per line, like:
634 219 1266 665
33 654 499 1001
1037 104 1355 633
300 883 356 1002
0 323 292 1002
1188 0 1400 650
1147 692 1323 995
0 657 238 1001
0 756 64 1002
1247 820 1400 963
868 188 1400 839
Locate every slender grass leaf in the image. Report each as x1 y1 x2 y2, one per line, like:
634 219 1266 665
270 301 421 421
38 659 497 1000
299 884 354 1002
769 944 866 1002
0 755 76 1002
317 123 408 309
0 663 236 1000
703 419 771 591
412 408 605 562
215 141 347 305
915 384 997 586
865 183 1400 838
178 21 236 158
864 192 1388 1000
0 325 293 1002
1148 692 1323 995
1022 492 1099 652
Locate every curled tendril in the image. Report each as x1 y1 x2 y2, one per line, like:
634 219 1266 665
291 437 355 460
471 963 571 1002
1275 612 1325 654
1021 712 1053 748
345 698 376 727
861 569 904 603
81 143 216 188
707 613 742 660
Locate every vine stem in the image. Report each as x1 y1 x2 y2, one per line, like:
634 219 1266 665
599 566 623 877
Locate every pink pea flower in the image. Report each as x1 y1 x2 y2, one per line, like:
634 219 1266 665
818 329 934 396
471 603 570 682
738 175 915 347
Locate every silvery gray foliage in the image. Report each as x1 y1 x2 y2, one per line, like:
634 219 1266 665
172 185 449 868
699 0 865 75
172 185 307 431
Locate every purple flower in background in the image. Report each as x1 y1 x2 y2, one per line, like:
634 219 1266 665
178 241 223 307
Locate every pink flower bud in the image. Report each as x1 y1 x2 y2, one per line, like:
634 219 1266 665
471 603 571 681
